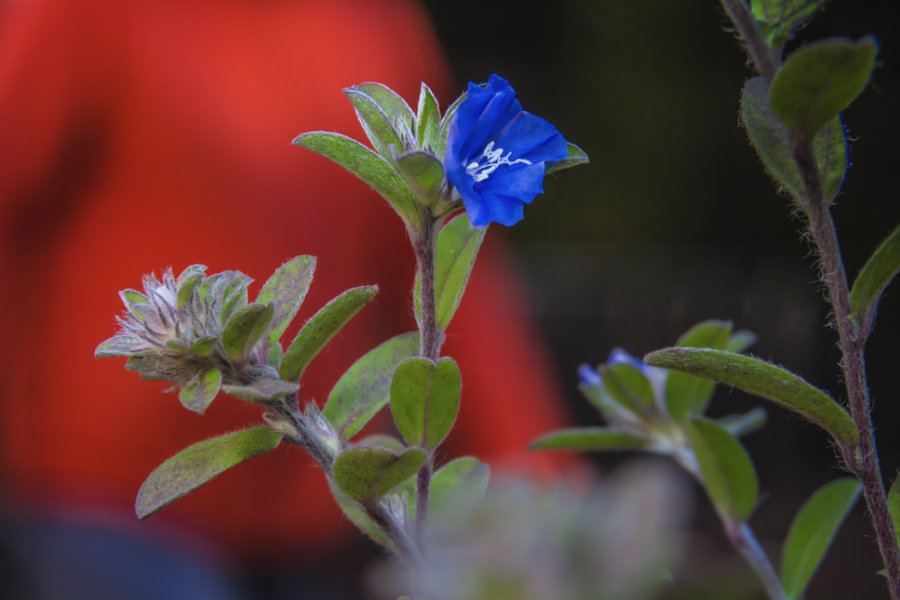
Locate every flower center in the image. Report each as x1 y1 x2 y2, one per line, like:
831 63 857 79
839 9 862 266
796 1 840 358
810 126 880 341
465 141 532 183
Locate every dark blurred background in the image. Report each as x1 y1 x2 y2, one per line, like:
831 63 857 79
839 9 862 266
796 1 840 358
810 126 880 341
421 0 900 598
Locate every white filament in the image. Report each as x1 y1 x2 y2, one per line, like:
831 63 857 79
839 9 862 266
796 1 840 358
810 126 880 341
466 141 532 183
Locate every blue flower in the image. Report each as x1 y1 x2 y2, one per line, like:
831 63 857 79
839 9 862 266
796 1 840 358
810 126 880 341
606 348 652 376
444 74 568 227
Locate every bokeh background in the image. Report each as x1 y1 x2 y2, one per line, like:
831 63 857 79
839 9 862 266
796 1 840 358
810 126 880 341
421 0 900 598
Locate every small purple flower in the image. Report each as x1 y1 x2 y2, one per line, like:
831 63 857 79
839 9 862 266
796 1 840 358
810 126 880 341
444 74 568 227
578 364 603 387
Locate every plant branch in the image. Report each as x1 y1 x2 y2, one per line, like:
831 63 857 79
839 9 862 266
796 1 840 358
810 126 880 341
718 0 779 84
726 519 788 600
368 501 425 570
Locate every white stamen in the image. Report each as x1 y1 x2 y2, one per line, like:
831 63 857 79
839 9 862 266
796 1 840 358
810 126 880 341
465 141 532 183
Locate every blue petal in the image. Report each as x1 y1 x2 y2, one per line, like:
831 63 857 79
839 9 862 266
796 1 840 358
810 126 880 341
459 92 520 161
493 111 568 164
607 348 651 375
578 364 603 387
467 189 524 227
478 162 546 204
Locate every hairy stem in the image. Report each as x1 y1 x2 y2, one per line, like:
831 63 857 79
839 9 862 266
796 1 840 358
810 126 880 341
718 0 778 84
368 501 425 570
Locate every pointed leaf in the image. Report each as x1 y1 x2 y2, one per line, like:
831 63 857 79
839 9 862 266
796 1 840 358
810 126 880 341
727 330 759 353
222 379 299 403
396 150 444 203
333 447 427 504
600 363 654 414
176 264 207 286
717 407 768 438
782 478 862 599
415 213 487 330
689 417 759 520
192 335 218 357
438 92 466 159
324 332 420 439
529 427 649 451
646 348 859 449
135 427 281 519
355 82 415 135
293 132 419 226
665 320 733 420
220 274 252 325
416 83 441 151
222 302 274 362
390 357 461 451
178 368 222 414
358 434 406 453
176 273 202 310
751 0 826 34
850 224 900 323
770 38 877 137
280 286 377 383
429 457 489 519
344 88 406 160
95 335 142 358
257 255 316 345
742 77 848 203
327 477 392 549
545 142 590 175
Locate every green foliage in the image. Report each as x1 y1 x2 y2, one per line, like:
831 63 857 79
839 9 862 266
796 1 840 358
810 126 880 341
429 457 490 519
222 302 274 362
280 286 377 383
178 368 222 414
689 418 759 521
355 82 416 135
545 142 590 175
256 255 316 345
135 427 282 519
438 93 466 159
890 476 900 547
725 330 758 353
176 273 202 310
390 357 461 451
782 478 861 599
415 213 487 330
396 151 444 205
220 274 251 325
327 477 392 549
529 427 649 451
664 320 732 420
323 332 420 440
344 88 407 161
751 0 826 45
717 407 768 438
742 77 847 204
850 224 900 323
770 38 877 137
358 434 407 453
647 348 859 449
599 363 655 414
333 447 427 504
292 132 419 226
416 83 442 152
221 379 299 403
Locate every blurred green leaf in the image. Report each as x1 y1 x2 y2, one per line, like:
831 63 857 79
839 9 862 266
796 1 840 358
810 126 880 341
355 82 415 135
293 132 419 226
390 357 461 451
358 434 406 453
430 457 490 519
545 142 589 175
176 273 202 310
601 363 655 415
222 303 274 362
717 407 767 438
323 332 420 440
119 289 148 311
192 335 217 357
770 38 877 137
529 427 649 451
327 476 392 549
178 368 222 414
742 77 847 203
222 379 299 403
782 478 861 599
665 320 732 420
726 330 759 353
136 427 281 519
890 476 900 547
280 286 377 383
344 88 406 160
333 447 427 504
397 151 444 203
850 224 900 323
415 213 487 331
417 83 441 152
751 0 826 35
689 418 759 520
256 256 316 345
648 348 859 448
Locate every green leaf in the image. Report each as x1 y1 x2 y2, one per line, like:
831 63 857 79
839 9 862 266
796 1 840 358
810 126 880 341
438 92 466 159
429 457 490 519
726 330 759 353
850 224 900 323
221 379 299 403
770 38 877 137
323 332 420 439
717 407 768 438
327 477 392 549
396 150 444 204
333 447 427 504
192 335 218 357
355 82 415 136
647 348 859 449
545 142 589 175
600 363 654 415
665 320 733 419
222 302 274 362
416 83 441 152
889 476 900 547
782 478 862 599
344 88 407 160
176 264 207 286
178 368 222 414
751 0 826 35
742 77 847 203
94 335 141 358
358 434 406 453
292 132 419 226
176 273 202 310
119 289 148 311
280 286 377 383
529 427 649 451
220 274 252 325
256 256 316 345
135 427 281 519
415 213 487 331
390 357 461 451
689 417 759 520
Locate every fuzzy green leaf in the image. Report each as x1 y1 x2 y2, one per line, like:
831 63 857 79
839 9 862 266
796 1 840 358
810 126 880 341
327 477 392 549
414 213 487 331
178 368 222 414
333 447 427 504
770 38 877 137
890 476 900 547
222 302 274 362
192 336 218 357
647 348 859 449
429 457 490 519
344 88 406 161
119 289 148 311
324 332 420 440
358 434 406 453
545 142 589 175
742 77 847 203
220 274 252 325
396 150 444 203
850 224 900 323
416 83 441 152
751 0 826 34
94 335 141 358
689 417 759 520
782 478 861 599
529 427 649 451
292 132 419 226
355 82 415 135
135 427 281 519
665 320 733 420
601 363 654 414
280 286 377 383
221 379 299 403
256 256 316 345
390 357 461 451
176 273 202 310
438 92 466 160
